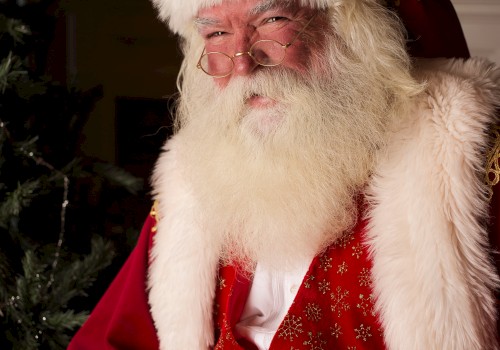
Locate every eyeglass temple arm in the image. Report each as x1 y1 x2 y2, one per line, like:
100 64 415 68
285 13 317 48
197 47 207 69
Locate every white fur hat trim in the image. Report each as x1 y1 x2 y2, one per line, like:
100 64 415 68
150 0 335 36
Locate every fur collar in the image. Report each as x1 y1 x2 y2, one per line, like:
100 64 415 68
366 57 500 350
149 57 500 349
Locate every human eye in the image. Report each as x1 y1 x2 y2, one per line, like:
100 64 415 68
263 16 289 25
258 15 290 34
206 31 226 39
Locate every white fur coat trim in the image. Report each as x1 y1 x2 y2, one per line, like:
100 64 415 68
149 57 500 350
366 57 500 350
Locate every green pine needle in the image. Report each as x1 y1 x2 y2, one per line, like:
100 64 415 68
0 52 27 94
1 238 114 349
93 162 143 194
47 237 115 310
0 15 31 44
0 180 40 229
7 18 31 44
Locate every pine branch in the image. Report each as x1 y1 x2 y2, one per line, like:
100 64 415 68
6 17 30 44
93 162 143 194
0 251 46 350
42 310 88 350
0 180 39 229
13 136 39 158
1 238 114 349
0 250 11 305
0 121 7 173
16 251 47 314
0 52 27 93
43 310 88 331
0 14 31 44
47 237 114 310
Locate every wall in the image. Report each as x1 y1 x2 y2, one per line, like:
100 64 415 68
63 0 181 163
451 0 500 64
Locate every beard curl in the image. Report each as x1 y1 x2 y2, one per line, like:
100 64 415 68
172 23 417 274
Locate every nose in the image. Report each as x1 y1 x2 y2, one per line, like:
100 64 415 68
231 32 258 77
233 52 257 77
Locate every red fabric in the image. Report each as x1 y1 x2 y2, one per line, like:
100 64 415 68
214 219 386 349
396 0 470 58
67 214 160 350
491 188 500 274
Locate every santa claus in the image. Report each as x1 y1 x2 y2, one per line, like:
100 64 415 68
69 0 500 349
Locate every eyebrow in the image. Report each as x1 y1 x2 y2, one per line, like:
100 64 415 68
249 0 281 15
195 0 294 28
194 17 221 27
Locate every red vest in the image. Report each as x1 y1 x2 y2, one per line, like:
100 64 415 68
214 218 386 349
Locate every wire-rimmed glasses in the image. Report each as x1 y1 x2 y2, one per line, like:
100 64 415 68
196 14 316 78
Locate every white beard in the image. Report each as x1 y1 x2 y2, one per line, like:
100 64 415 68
173 43 401 273
239 104 285 138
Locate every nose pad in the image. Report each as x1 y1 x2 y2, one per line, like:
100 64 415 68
232 52 258 77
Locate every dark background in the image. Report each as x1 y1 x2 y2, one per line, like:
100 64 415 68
43 0 182 218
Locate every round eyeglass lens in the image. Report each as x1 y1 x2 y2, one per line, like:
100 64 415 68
250 40 286 66
199 52 234 77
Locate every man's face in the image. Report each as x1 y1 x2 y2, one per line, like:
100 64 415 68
178 0 415 270
195 0 319 102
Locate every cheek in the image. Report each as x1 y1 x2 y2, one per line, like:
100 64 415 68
281 44 313 73
214 76 231 88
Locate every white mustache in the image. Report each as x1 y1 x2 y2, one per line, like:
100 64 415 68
224 68 306 104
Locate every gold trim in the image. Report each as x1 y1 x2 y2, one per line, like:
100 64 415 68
485 126 500 201
150 200 160 232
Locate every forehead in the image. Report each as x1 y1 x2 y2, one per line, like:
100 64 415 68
196 0 300 22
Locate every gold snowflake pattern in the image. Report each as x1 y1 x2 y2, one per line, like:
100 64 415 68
356 294 375 317
355 324 373 342
352 243 363 259
278 314 304 341
319 255 333 271
334 231 355 249
218 277 226 290
318 279 331 295
358 268 371 287
304 275 315 289
304 303 322 322
330 323 342 338
214 316 237 349
337 261 348 275
303 331 327 350
330 286 350 317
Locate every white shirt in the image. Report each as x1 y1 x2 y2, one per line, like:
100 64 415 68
234 261 310 349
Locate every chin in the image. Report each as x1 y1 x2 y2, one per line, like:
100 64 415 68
240 104 285 138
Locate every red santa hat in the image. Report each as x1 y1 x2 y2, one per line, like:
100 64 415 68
150 0 469 58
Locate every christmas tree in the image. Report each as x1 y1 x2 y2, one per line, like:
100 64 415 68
0 2 144 349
